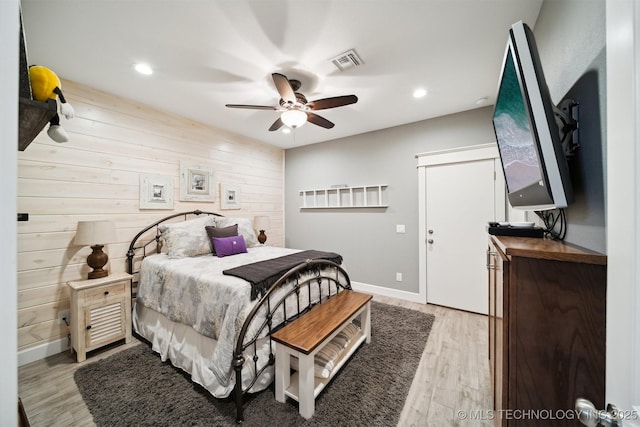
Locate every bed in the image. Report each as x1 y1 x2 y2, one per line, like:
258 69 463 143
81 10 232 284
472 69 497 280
126 210 352 422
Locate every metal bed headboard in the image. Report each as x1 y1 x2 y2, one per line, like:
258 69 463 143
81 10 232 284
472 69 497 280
126 210 223 296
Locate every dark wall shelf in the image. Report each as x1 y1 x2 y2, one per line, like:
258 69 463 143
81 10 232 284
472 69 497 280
18 98 56 151
18 8 56 151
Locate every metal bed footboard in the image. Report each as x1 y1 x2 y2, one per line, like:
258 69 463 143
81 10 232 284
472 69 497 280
125 210 351 424
232 258 351 423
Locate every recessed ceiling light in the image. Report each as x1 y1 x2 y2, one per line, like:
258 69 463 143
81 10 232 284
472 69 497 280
413 88 427 98
134 63 153 75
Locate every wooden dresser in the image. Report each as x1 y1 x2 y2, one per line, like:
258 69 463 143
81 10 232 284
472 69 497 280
487 235 606 426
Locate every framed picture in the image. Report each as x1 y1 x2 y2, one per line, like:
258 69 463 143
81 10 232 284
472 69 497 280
140 174 174 210
179 161 215 202
220 183 241 210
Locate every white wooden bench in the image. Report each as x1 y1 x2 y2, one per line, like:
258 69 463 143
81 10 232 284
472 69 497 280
271 290 372 419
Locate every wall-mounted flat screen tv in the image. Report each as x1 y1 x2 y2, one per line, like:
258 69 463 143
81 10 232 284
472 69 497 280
493 21 574 211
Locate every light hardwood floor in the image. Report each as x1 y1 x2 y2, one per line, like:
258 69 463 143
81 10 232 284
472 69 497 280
18 295 492 426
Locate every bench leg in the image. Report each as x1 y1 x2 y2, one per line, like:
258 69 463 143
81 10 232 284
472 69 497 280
275 343 290 403
298 354 315 419
362 302 372 344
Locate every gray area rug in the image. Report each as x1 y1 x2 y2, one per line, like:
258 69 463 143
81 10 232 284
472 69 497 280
74 301 434 426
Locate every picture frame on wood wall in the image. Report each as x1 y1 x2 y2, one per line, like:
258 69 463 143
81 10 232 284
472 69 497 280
220 183 241 210
179 161 215 202
140 174 174 209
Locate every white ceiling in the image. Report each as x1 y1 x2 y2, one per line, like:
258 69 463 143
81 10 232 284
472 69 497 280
20 0 542 149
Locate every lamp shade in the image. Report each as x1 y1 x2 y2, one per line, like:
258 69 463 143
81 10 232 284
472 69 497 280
75 221 116 246
254 216 270 232
75 221 116 279
281 109 307 128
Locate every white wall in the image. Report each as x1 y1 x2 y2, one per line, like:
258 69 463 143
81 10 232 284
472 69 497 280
605 0 640 411
284 1 608 301
533 0 607 252
284 107 496 296
1 0 19 423
16 79 284 361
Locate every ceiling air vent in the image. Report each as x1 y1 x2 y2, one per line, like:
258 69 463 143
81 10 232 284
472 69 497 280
331 49 363 71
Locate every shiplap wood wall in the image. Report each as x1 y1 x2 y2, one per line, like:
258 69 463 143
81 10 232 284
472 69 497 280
17 79 284 353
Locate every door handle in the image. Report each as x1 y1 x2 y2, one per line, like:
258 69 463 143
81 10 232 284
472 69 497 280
486 250 497 269
575 398 626 427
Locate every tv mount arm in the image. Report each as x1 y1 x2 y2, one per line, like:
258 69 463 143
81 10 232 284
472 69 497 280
554 98 580 157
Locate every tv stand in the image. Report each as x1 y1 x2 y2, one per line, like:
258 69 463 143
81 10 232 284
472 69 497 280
487 235 606 426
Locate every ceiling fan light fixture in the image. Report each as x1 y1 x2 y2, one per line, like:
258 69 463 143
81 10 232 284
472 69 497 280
413 88 427 98
134 63 153 75
281 109 307 128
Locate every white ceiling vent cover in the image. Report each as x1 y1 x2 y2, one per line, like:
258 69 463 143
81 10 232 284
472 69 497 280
331 49 364 71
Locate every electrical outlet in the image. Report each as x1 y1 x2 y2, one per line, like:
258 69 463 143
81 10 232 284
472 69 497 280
396 272 403 282
58 309 70 324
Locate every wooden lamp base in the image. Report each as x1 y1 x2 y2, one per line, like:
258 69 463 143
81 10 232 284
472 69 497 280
87 244 109 279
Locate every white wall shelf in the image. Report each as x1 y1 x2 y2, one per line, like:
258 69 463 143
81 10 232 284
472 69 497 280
300 185 388 209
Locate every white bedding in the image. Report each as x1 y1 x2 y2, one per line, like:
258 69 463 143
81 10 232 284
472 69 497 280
137 245 301 340
133 245 343 398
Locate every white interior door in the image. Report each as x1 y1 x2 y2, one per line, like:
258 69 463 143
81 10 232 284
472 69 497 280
424 157 499 314
603 0 640 416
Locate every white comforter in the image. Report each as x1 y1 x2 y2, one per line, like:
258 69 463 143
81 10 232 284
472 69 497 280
135 246 341 391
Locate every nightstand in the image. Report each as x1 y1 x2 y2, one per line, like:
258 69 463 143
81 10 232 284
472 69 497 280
67 272 132 362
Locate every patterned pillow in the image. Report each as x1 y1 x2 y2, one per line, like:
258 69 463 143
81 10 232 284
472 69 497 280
214 217 259 247
205 224 238 255
158 215 216 258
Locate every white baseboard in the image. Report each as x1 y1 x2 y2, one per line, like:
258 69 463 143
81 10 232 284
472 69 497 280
351 281 426 304
18 337 69 367
17 283 423 366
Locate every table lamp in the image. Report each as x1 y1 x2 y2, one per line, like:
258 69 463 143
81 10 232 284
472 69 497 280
75 220 116 279
254 216 270 245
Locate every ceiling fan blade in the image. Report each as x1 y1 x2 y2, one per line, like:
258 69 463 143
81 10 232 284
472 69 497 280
268 117 284 131
225 104 278 110
307 112 335 129
272 73 296 103
307 95 358 111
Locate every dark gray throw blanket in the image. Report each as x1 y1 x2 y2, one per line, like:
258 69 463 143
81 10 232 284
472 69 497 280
223 250 343 300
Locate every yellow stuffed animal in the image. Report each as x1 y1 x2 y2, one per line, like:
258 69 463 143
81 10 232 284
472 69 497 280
28 65 74 143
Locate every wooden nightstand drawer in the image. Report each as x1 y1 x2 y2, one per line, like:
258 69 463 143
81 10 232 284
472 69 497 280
85 282 126 303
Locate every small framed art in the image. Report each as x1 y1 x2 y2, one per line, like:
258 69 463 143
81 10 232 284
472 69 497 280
140 174 174 210
179 161 215 202
220 183 241 210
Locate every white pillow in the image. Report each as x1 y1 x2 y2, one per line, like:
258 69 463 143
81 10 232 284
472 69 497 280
214 216 259 247
158 215 216 258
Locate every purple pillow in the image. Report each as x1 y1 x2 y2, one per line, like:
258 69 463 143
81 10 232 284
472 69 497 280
213 235 247 257
205 225 238 255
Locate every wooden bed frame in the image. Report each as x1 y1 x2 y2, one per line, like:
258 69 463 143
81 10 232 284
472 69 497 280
126 210 352 422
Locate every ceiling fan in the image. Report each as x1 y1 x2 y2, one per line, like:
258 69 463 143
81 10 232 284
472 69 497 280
225 73 358 131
